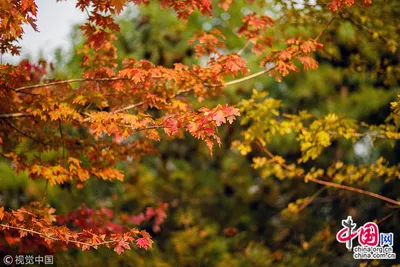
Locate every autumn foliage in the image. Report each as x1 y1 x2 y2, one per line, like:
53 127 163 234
1 0 400 265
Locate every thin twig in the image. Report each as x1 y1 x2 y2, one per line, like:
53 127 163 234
59 119 65 158
327 131 389 139
314 12 339 42
237 41 251 56
5 119 59 147
0 113 31 119
112 102 144 114
225 67 273 86
297 186 328 213
339 13 391 44
40 181 49 206
376 209 400 225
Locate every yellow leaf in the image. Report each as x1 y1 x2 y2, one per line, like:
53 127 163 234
317 131 331 147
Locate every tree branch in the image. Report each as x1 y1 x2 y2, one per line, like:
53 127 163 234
112 102 144 114
297 186 328 213
13 77 131 92
256 140 400 207
237 41 251 56
0 224 118 248
376 209 400 225
307 177 400 206
314 12 339 42
339 12 391 44
0 113 31 119
4 119 59 147
225 67 274 86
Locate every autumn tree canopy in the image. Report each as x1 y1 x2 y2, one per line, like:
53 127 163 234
1 0 399 266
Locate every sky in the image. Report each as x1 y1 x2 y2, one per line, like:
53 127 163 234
2 0 86 64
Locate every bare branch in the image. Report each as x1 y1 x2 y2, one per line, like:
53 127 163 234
0 113 31 119
225 68 274 86
297 186 328 213
314 12 339 42
112 102 144 114
237 41 251 56
376 209 400 225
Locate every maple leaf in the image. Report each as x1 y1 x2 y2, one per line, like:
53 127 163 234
164 118 179 135
213 110 226 126
205 138 214 153
135 237 148 249
221 54 248 76
132 70 147 83
27 17 38 32
0 206 4 221
19 230 28 238
329 0 342 11
189 30 226 57
81 244 91 251
224 106 240 123
145 207 156 220
89 30 106 50
300 40 316 53
238 13 274 42
225 61 242 73
218 0 233 11
174 63 189 71
128 213 145 225
202 0 212 10
21 0 33 11
111 0 125 13
298 56 318 70
344 0 355 6
187 121 199 134
145 129 161 141
279 50 292 61
114 240 131 254
0 137 2 145
276 60 299 77
204 127 214 135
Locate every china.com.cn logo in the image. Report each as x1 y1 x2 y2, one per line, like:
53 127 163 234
336 216 396 260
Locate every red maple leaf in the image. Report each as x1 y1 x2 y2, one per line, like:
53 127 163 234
300 40 316 53
279 50 292 61
213 110 226 126
136 237 150 250
298 56 318 70
114 240 131 255
329 0 342 11
111 0 125 13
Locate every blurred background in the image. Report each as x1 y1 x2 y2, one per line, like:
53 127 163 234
1 0 399 266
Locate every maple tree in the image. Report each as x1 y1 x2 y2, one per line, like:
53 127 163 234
1 0 400 265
